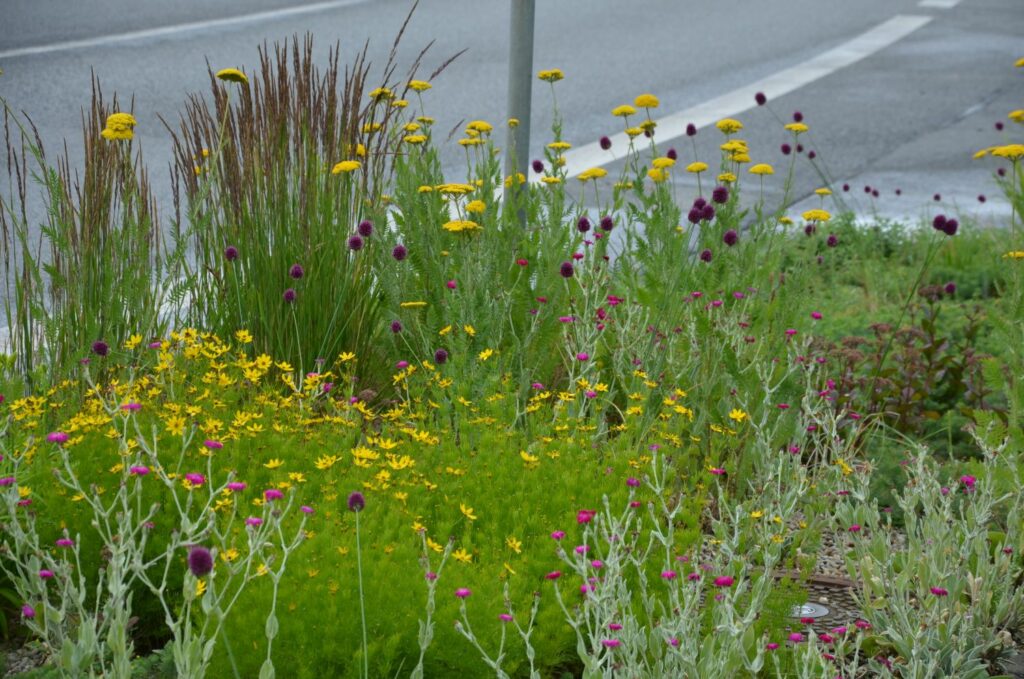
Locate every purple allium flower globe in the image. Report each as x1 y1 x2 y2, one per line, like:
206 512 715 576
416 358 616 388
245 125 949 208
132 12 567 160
942 218 958 236
666 147 678 160
390 320 402 334
347 491 365 513
827 234 838 248
434 348 449 365
577 216 591 233
289 263 304 279
687 207 703 224
392 244 408 261
796 143 804 153
723 230 738 247
357 220 374 237
188 546 214 577
599 136 612 150
792 111 804 122
560 261 574 278
780 143 792 155
701 204 716 221
283 288 297 303
686 123 697 137
532 159 544 174
224 245 239 261
700 248 713 263
944 281 956 295
348 234 364 251
92 340 109 357
712 185 729 204
600 215 614 231
755 91 767 106
995 121 1004 131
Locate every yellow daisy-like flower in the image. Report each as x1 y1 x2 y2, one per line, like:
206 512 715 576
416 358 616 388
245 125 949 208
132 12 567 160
728 408 747 422
577 167 608 181
215 68 248 85
686 161 708 173
716 118 743 134
647 168 669 182
403 135 427 145
400 301 428 308
478 348 494 361
391 99 408 109
612 104 637 117
815 187 832 196
442 220 481 233
802 208 832 222
504 173 526 188
459 503 478 521
634 93 659 109
537 68 564 83
784 122 809 134
505 536 523 554
465 199 486 214
417 185 433 193
1003 251 1024 259
235 329 253 344
992 144 1024 160
973 147 994 159
437 183 475 195
264 458 284 469
717 172 737 183
749 163 774 175
651 157 676 169
779 216 794 225
466 120 493 134
452 548 472 564
100 112 137 141
408 80 432 92
331 160 361 174
731 153 751 164
547 141 572 152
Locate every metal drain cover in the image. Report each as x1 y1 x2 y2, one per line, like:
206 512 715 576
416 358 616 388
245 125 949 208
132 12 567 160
790 602 830 618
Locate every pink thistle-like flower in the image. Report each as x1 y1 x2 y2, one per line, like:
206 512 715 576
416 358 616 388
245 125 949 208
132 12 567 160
301 506 314 514
545 571 562 580
661 570 677 580
575 545 589 555
590 560 604 569
550 530 565 540
204 439 223 450
602 639 621 649
849 524 861 533
585 390 598 399
788 632 804 643
446 280 457 290
687 573 701 581
425 571 437 581
766 642 779 650
39 569 54 579
129 466 149 476
930 587 949 596
499 613 514 622
0 477 14 486
626 477 640 487
709 468 726 476
577 509 596 524
184 473 205 486
455 588 472 599
22 604 35 618
56 538 74 548
227 482 247 492
46 432 69 444
245 517 263 527
960 475 976 490
811 311 823 320
576 352 589 361
777 403 790 410
854 620 872 630
713 576 735 587
831 626 848 635
608 623 622 631
818 633 834 644
264 489 284 501
121 402 142 412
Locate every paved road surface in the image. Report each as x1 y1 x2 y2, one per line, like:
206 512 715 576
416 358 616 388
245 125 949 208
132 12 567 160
1 0 1022 242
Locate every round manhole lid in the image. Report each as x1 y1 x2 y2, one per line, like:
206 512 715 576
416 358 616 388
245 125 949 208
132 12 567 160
790 602 830 618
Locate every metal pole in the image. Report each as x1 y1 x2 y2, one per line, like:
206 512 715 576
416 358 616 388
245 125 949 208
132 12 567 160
505 0 535 221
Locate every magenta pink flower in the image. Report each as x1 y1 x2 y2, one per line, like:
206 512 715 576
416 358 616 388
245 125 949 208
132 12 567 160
545 571 562 580
608 623 622 631
930 587 948 596
245 517 263 527
446 280 457 290
788 632 804 643
709 467 726 476
121 402 142 412
46 432 69 444
575 545 589 555
22 604 35 618
184 473 205 486
455 588 472 599
550 530 565 540
227 482 246 492
576 352 589 361
499 613 514 622
687 572 701 581
203 439 223 450
667 637 680 647
661 570 677 580
713 576 734 587
0 477 15 487
577 509 596 524
849 524 861 533
960 475 977 490
626 477 640 487
811 311 823 320
39 569 54 579
264 489 284 501
56 538 74 548
766 642 779 650
129 466 149 476
425 571 437 581
590 560 603 569
602 639 621 648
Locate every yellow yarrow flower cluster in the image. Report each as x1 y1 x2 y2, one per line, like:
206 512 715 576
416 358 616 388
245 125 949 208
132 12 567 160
215 68 248 85
634 93 659 109
749 163 774 175
577 167 608 182
408 80 431 92
802 209 832 222
612 104 637 117
332 161 361 174
537 68 564 83
100 113 137 141
716 118 743 134
442 220 481 233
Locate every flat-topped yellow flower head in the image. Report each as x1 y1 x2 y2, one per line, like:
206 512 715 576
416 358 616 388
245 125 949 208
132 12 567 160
215 68 248 85
634 93 659 109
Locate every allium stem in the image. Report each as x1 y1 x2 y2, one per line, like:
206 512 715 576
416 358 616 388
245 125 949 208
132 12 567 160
355 510 369 679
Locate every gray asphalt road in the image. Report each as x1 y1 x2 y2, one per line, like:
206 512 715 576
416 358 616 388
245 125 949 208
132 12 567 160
1 0 1021 237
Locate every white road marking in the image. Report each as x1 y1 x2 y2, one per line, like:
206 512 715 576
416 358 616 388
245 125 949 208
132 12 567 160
918 0 961 8
556 14 933 180
0 0 372 60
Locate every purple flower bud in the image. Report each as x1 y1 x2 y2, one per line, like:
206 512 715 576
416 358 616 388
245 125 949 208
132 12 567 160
532 159 544 174
390 320 402 334
560 261 574 278
700 249 713 263
792 111 803 122
92 341 109 357
712 185 729 204
283 288 297 303
434 348 448 365
358 220 374 237
701 204 716 222
942 218 958 236
944 282 956 295
780 143 792 155
47 431 69 444
827 234 838 248
599 136 612 150
666 147 678 160
577 216 591 233
348 234 363 251
687 207 702 224
933 193 942 202
348 491 366 512
392 244 408 261
723 230 738 247
22 604 35 619
187 546 213 577
842 183 850 192
224 246 239 261
600 215 614 231
686 123 697 137
289 263 304 279
755 92 767 106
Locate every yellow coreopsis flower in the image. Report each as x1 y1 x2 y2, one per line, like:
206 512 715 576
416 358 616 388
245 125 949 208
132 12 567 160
505 536 523 554
442 220 481 233
235 329 253 344
647 168 669 183
729 408 747 422
459 503 478 521
264 458 284 469
452 548 472 564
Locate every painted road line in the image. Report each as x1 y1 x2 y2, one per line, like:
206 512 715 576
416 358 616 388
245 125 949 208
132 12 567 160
556 14 933 181
918 0 961 8
0 0 371 60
